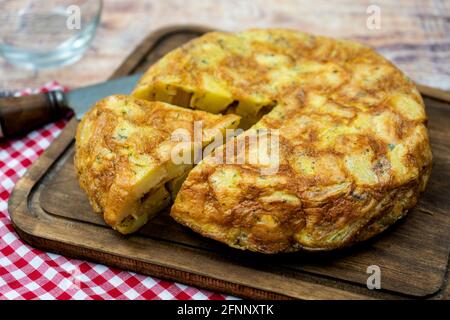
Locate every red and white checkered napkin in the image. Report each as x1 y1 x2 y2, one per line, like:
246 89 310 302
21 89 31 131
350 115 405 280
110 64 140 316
0 83 235 300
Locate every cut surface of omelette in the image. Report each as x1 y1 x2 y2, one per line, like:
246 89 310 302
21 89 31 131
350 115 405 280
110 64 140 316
75 95 239 234
133 29 432 253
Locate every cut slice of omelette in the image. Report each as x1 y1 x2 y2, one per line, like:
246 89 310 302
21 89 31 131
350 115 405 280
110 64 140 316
134 29 432 253
75 95 240 234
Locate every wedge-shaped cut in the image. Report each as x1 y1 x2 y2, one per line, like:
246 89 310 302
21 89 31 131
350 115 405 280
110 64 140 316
135 29 432 253
115 185 170 234
75 95 240 234
132 32 277 129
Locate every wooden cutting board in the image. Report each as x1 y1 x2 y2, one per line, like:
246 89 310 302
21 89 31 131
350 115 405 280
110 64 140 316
8 26 450 300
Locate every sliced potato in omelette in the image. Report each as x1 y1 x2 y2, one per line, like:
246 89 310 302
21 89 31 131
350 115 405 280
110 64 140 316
75 95 240 234
134 29 432 253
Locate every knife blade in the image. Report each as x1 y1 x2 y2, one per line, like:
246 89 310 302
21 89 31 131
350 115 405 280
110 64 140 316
68 73 143 120
0 73 142 139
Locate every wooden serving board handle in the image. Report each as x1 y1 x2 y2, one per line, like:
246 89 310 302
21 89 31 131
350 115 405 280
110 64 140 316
0 91 70 139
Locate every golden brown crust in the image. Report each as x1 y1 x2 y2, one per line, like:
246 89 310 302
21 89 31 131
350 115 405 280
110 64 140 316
133 29 434 253
75 95 240 232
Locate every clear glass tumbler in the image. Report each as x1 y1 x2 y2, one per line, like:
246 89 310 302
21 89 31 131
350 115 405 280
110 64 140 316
0 0 102 69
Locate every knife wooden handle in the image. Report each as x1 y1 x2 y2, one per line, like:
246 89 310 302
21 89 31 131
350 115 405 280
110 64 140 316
0 91 70 139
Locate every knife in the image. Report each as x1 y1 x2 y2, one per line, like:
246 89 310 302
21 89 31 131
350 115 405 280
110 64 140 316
0 73 142 139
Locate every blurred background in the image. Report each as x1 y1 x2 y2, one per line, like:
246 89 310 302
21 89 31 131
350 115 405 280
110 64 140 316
1 0 449 91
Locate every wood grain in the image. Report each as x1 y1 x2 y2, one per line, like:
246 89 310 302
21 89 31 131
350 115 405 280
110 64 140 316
1 0 449 92
0 90 69 139
8 26 450 300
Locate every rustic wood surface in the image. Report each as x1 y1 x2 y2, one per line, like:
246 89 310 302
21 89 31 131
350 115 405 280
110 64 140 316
9 26 450 300
0 0 449 92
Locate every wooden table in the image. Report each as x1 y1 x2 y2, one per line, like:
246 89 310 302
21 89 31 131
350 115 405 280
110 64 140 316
1 0 449 92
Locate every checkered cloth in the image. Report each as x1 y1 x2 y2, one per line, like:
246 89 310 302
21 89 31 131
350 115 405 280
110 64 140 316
0 83 235 300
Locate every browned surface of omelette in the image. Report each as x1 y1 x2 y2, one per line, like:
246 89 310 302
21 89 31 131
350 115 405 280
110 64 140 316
133 29 432 253
74 95 239 234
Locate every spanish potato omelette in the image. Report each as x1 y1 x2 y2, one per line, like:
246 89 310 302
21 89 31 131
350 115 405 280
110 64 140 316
132 29 432 253
75 95 240 234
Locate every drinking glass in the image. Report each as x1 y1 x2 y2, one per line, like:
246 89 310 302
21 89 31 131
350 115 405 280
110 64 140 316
0 0 102 69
